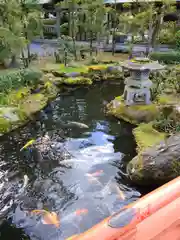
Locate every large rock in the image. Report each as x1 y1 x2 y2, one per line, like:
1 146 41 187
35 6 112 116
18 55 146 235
20 93 48 116
106 96 159 125
0 107 27 135
127 133 180 185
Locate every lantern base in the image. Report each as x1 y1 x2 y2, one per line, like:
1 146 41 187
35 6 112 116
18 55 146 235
123 86 151 106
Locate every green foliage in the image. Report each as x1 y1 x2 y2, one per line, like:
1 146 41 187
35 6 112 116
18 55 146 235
158 22 176 45
60 23 69 35
80 0 107 54
153 106 180 134
175 30 180 50
56 35 75 65
21 68 43 86
150 51 180 64
150 66 180 100
150 70 169 100
0 68 42 93
0 0 42 65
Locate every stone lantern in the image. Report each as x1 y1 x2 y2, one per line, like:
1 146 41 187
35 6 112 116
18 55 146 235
121 57 164 106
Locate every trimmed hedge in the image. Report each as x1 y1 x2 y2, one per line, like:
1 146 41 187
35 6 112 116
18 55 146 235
0 68 42 93
175 30 180 49
150 51 180 64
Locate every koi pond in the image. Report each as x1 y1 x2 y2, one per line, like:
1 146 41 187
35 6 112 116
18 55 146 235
0 82 142 240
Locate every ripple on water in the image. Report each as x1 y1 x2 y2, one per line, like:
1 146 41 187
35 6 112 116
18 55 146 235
0 84 140 240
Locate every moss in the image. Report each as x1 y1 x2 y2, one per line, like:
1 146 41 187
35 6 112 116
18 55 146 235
43 81 59 99
0 117 11 134
171 159 180 175
157 94 179 106
115 96 123 101
127 156 144 179
0 107 28 134
63 77 92 85
20 93 48 116
133 123 166 153
8 87 31 105
42 63 88 74
88 64 110 71
107 96 159 125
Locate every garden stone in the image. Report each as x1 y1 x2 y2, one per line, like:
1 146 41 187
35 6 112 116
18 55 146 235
127 133 180 186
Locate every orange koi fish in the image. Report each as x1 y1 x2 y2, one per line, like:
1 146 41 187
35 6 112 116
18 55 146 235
75 209 88 216
61 209 88 223
86 170 104 178
31 209 60 228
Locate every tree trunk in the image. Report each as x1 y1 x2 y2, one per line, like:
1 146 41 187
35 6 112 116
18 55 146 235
150 5 165 51
90 30 93 56
72 36 77 60
71 8 77 61
21 50 28 68
9 55 19 68
27 44 31 62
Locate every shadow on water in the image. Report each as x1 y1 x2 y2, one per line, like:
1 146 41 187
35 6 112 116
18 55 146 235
0 82 142 240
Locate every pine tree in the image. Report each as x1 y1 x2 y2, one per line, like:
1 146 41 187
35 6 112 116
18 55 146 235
80 0 106 56
0 0 26 67
19 0 43 66
118 0 176 55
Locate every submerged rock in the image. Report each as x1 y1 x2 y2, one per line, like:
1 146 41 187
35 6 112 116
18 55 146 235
127 133 180 186
106 96 158 125
28 132 69 162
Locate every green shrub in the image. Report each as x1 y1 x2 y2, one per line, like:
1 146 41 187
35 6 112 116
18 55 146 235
60 23 69 35
175 30 180 49
159 29 176 45
150 51 180 64
153 106 180 134
0 68 42 93
20 68 42 86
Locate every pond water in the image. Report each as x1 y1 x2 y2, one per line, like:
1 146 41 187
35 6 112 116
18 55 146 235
0 82 141 240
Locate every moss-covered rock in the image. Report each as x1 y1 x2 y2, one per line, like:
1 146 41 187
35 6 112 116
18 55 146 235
88 65 109 71
20 93 48 116
63 77 92 85
127 133 180 186
0 117 11 135
8 87 31 105
133 123 166 153
43 81 60 99
41 63 88 76
106 96 159 125
0 107 28 135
